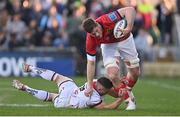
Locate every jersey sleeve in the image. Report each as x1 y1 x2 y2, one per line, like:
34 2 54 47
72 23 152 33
99 10 122 24
87 90 103 108
86 34 97 61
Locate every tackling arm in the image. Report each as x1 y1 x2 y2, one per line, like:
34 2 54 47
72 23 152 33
85 60 96 96
87 60 96 84
94 98 124 109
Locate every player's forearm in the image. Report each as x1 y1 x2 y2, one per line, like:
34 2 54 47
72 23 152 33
87 60 96 86
103 98 123 109
118 7 136 31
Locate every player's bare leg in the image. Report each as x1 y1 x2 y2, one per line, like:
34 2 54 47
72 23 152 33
121 60 140 110
12 79 58 102
125 67 140 89
105 57 137 111
22 63 73 88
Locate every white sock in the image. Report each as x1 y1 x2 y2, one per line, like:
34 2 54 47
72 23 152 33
25 86 49 101
30 66 56 81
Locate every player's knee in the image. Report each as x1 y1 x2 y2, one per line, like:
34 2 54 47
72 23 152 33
106 67 120 85
49 93 59 102
104 58 120 70
106 67 119 78
125 58 140 69
53 74 60 84
108 73 117 81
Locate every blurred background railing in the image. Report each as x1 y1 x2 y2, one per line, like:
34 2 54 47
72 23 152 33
0 0 180 77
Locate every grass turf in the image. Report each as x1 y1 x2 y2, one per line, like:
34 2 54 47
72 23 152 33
0 76 180 116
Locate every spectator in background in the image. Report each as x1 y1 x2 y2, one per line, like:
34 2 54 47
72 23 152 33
5 12 27 46
30 1 44 26
136 0 160 45
0 28 8 48
135 26 154 77
89 0 104 17
39 0 52 13
178 0 180 15
8 33 22 50
137 0 154 30
0 0 13 15
148 9 160 45
106 0 121 12
11 0 22 15
20 0 33 26
133 11 144 38
53 31 69 49
22 28 36 48
41 31 52 47
39 5 65 37
55 0 66 14
21 0 44 26
156 0 176 45
66 3 86 54
66 3 86 75
0 9 9 31
29 19 42 46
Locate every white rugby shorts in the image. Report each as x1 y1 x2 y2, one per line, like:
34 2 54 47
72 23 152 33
101 33 139 69
54 81 78 108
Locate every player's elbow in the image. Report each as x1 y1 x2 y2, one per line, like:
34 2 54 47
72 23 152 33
129 7 135 11
126 7 136 15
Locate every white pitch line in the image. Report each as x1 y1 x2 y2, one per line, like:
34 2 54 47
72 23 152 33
0 103 49 107
145 81 180 92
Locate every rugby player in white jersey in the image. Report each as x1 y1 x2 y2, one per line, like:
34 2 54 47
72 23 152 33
12 64 124 109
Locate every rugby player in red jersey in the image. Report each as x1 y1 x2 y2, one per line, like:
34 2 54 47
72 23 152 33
82 7 140 110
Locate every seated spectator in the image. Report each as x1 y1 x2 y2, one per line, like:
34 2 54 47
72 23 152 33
135 26 154 77
8 33 22 50
39 5 65 34
22 28 36 48
41 31 52 47
0 28 8 48
0 9 9 30
53 31 69 49
137 0 154 30
5 12 27 43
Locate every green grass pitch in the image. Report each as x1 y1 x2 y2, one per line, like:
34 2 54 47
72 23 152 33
0 76 180 116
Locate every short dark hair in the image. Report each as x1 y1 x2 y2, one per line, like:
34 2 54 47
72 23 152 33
82 18 97 33
97 77 113 89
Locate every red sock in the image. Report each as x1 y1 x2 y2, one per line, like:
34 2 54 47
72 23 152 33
124 76 137 89
114 83 129 100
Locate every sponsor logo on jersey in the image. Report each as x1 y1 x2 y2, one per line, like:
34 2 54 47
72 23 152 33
108 12 117 22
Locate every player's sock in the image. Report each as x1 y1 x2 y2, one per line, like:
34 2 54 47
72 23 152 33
114 83 129 100
25 86 49 101
30 66 56 81
123 76 137 90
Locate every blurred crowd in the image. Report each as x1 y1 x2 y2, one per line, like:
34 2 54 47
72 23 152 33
0 0 179 57
0 0 179 75
0 0 179 49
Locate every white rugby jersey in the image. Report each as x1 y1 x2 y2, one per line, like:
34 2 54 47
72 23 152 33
69 80 103 108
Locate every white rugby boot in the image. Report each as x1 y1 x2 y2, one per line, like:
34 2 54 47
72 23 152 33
125 91 136 111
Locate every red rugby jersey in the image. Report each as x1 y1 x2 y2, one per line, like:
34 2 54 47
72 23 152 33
86 10 129 57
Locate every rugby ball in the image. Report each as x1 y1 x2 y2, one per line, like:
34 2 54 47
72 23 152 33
113 19 127 38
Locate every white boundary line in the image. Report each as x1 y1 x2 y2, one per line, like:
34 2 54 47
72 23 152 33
0 103 49 107
145 81 180 92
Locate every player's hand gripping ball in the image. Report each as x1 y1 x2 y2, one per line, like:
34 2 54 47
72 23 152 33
113 19 127 38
